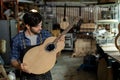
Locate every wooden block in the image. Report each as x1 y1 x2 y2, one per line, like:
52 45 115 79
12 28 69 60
0 40 6 54
0 65 9 80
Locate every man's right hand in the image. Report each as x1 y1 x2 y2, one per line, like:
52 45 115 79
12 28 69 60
11 60 31 73
20 63 31 73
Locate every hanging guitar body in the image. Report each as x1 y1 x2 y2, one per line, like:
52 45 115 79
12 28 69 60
23 37 65 74
60 3 69 30
60 16 69 30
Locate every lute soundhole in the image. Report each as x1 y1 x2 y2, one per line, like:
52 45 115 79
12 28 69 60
45 43 56 52
63 18 66 21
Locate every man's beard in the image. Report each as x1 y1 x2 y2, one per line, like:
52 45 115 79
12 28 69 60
30 28 40 35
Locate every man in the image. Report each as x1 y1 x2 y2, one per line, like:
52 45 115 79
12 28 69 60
10 10 65 80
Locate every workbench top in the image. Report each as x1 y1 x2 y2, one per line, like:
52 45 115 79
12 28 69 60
100 44 120 62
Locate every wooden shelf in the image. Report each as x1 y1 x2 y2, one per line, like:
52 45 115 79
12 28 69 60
96 19 119 24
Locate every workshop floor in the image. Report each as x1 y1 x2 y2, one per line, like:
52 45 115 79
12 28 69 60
16 51 97 80
51 51 97 80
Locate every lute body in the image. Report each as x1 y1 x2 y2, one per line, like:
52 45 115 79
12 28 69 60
60 16 69 30
60 3 69 30
115 23 120 51
23 37 65 74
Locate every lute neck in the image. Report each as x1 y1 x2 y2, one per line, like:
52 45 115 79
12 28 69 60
53 25 73 45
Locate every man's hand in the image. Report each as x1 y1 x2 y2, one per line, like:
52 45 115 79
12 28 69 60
21 63 31 73
11 60 31 73
59 35 65 42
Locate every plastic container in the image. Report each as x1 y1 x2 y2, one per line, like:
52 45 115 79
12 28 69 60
8 71 16 80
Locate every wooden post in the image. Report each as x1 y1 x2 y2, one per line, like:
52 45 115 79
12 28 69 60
15 0 18 20
0 0 3 19
14 0 20 32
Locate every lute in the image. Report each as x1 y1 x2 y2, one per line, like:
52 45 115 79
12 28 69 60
115 23 120 51
60 3 69 30
23 19 77 74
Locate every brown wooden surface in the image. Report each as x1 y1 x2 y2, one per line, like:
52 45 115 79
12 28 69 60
97 58 108 80
107 67 113 80
23 37 65 74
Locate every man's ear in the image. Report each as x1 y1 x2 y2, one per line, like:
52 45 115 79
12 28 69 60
25 24 30 29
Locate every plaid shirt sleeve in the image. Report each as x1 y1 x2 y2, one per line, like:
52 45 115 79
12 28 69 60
10 33 24 61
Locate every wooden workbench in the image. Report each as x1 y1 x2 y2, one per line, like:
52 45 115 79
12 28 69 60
97 44 120 80
105 51 120 63
101 44 120 62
